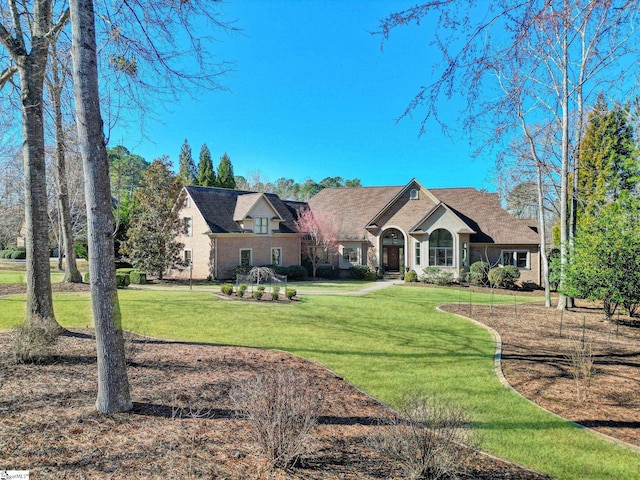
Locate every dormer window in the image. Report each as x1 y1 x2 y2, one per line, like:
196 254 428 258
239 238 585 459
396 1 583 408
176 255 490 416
255 217 268 234
410 189 419 200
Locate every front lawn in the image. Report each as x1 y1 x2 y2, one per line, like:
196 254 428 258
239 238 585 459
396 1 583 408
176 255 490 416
1 286 639 479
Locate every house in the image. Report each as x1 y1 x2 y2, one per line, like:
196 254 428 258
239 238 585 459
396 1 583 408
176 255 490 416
171 179 541 284
170 186 305 280
307 179 541 284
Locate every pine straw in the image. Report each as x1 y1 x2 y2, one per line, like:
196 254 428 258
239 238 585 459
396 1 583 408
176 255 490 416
0 330 549 479
441 300 640 448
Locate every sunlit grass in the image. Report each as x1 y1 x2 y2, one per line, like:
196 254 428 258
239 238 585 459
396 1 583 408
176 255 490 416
1 285 638 479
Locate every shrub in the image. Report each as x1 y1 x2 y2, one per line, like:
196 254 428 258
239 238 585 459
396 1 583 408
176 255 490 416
116 267 135 275
116 273 130 289
11 316 60 364
221 283 234 295
404 270 418 283
10 250 26 259
129 270 146 284
284 265 308 281
234 264 252 276
237 284 248 298
488 266 520 289
567 337 594 402
364 271 377 281
257 285 266 292
369 393 474 480
231 369 322 471
253 290 263 300
271 285 280 300
315 265 338 279
75 241 89 261
285 288 297 300
468 261 490 286
349 265 370 280
83 271 90 283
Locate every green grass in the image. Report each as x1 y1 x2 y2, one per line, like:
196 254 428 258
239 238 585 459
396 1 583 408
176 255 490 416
1 285 639 479
0 270 65 284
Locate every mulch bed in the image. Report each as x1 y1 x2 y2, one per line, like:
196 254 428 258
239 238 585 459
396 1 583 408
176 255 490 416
440 299 640 449
0 330 550 479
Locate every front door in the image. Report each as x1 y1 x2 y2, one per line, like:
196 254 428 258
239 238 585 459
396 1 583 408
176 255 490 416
384 246 401 272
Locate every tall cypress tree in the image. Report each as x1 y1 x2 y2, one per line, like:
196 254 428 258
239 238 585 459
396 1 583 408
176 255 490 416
217 152 236 189
197 144 216 187
578 94 638 221
178 139 196 186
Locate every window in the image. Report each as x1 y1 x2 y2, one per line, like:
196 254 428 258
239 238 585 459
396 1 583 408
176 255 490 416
502 250 529 269
183 217 192 237
184 196 191 208
342 247 359 264
255 217 268 234
240 248 252 267
429 229 453 267
271 247 282 266
184 249 192 265
410 188 419 200
415 241 421 265
462 242 468 267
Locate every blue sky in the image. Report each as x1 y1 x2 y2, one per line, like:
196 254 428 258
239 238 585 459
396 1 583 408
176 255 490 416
108 1 496 190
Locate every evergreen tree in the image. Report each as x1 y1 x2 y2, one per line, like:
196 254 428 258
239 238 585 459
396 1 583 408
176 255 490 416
123 156 186 279
197 144 216 187
217 152 236 189
177 139 197 186
578 94 638 220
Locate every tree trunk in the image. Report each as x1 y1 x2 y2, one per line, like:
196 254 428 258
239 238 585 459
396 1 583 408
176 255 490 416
16 51 59 330
536 161 551 308
50 44 82 283
70 0 132 413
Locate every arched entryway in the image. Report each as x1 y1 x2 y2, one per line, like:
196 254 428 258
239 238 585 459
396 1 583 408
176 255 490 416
382 228 405 272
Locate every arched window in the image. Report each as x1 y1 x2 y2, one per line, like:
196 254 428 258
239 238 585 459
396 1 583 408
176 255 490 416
429 229 453 266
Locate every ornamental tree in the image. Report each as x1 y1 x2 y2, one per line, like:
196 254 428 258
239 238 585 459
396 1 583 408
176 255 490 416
561 196 640 320
294 208 338 278
123 156 186 279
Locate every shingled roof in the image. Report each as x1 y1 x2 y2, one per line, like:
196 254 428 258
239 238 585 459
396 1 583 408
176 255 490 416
308 185 540 245
185 186 303 234
307 186 402 240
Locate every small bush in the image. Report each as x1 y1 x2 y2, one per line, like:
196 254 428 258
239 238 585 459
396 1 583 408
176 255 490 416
369 393 473 480
257 285 266 292
83 271 90 283
364 271 377 281
116 273 130 289
349 265 370 280
271 285 281 300
488 266 521 289
129 270 146 284
11 316 60 364
315 265 338 279
231 369 322 471
468 261 490 286
221 283 234 295
567 338 595 402
237 284 248 298
10 249 26 259
285 288 297 300
234 264 252 276
253 290 263 300
404 270 418 283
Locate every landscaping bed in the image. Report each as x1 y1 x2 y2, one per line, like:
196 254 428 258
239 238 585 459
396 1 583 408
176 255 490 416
0 329 550 479
440 301 640 449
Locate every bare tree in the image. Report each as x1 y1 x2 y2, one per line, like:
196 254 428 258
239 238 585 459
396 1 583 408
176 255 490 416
46 35 82 282
0 0 69 328
69 0 131 413
378 1 640 309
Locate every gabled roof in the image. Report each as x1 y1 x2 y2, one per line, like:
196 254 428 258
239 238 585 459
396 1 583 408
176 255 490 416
308 183 540 245
232 192 283 222
430 188 540 244
409 202 476 235
184 186 302 234
307 186 402 240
